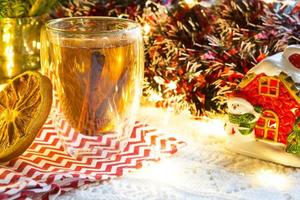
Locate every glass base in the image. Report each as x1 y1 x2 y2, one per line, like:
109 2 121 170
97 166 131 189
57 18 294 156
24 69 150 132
52 98 132 159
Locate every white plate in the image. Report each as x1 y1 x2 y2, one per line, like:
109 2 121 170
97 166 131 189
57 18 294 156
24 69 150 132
226 136 300 167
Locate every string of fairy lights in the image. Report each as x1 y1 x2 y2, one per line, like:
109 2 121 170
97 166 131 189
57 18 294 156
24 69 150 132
52 0 299 191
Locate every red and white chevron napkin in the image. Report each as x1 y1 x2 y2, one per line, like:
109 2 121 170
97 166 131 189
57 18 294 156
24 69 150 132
0 117 185 200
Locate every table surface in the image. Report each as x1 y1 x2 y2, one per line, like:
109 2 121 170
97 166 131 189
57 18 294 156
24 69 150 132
55 107 300 200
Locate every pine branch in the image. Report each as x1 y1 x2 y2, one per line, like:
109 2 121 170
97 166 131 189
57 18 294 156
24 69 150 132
0 0 31 17
0 0 69 17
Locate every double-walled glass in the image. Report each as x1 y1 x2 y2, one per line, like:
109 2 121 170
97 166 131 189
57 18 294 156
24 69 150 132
41 17 144 158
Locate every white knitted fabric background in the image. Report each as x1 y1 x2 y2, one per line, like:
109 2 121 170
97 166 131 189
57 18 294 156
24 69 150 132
59 107 300 200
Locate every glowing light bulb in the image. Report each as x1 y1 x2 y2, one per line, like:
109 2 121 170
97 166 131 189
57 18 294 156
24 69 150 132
196 118 227 138
184 0 197 7
36 42 41 50
3 32 11 41
4 46 14 77
149 93 163 102
263 0 276 3
143 23 151 35
136 159 185 184
167 81 177 90
255 170 290 190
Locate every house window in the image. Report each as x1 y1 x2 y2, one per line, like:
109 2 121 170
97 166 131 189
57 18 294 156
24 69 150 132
254 110 279 142
258 77 279 97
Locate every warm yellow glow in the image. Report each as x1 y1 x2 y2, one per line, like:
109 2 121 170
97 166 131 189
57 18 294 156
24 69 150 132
263 0 276 3
255 170 290 190
37 41 41 50
0 84 5 91
135 159 185 184
143 23 151 35
184 0 197 7
196 118 227 138
2 25 15 77
4 46 14 77
139 107 227 140
2 24 12 41
5 45 13 55
3 32 11 41
149 93 163 102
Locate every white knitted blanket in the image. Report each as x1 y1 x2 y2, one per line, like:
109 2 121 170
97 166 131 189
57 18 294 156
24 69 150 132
59 107 300 200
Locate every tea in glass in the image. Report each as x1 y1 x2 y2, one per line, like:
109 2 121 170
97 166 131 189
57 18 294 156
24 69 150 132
41 17 144 158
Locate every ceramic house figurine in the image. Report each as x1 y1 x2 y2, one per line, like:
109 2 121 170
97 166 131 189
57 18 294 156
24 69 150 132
226 45 300 167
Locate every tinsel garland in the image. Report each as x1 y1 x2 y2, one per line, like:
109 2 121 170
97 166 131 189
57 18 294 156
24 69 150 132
57 0 300 116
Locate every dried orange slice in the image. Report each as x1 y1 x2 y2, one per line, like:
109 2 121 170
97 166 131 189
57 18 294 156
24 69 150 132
0 71 52 162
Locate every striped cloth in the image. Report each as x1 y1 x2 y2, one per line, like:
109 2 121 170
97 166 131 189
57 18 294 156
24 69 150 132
0 118 185 200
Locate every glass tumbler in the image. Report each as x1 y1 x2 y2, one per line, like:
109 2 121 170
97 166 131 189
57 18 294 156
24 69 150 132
40 17 144 158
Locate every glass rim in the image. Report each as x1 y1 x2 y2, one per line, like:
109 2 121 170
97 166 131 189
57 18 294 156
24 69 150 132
46 16 140 35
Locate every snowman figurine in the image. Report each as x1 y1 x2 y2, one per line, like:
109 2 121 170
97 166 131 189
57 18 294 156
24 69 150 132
226 97 261 136
225 45 300 167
